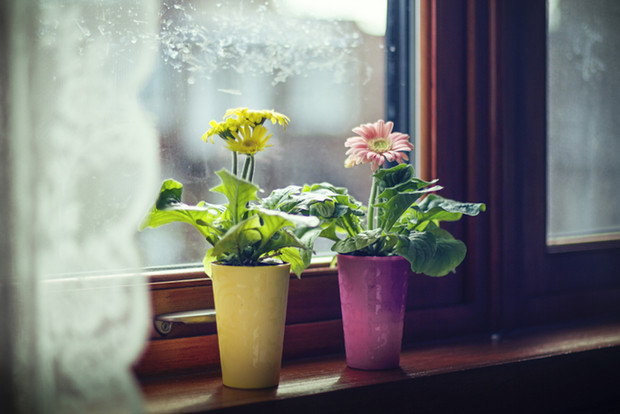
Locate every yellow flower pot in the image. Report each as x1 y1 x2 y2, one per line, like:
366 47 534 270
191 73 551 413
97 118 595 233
210 262 291 389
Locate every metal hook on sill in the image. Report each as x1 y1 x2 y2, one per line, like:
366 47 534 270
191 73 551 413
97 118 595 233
154 309 216 336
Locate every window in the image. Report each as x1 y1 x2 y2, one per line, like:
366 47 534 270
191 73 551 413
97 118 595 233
10 1 617 410
137 0 390 267
138 0 493 378
497 0 620 329
547 0 620 247
136 0 620 379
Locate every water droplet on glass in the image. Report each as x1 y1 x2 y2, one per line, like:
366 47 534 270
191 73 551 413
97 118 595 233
187 77 195 85
389 45 396 52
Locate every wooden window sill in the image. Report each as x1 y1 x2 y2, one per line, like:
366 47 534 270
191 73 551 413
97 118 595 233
139 318 620 413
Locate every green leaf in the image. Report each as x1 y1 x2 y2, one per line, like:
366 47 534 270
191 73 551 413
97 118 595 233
211 169 259 225
331 229 383 254
394 232 437 272
294 225 325 266
143 173 323 275
377 233 400 253
317 222 341 242
371 164 443 232
263 182 364 220
277 247 306 278
254 206 320 235
212 215 262 258
395 226 467 276
203 248 217 277
374 184 441 233
259 227 308 255
374 164 440 200
154 179 184 210
260 185 302 210
252 207 318 256
139 179 225 245
308 200 336 218
373 163 416 188
416 193 487 216
409 194 486 230
261 183 364 257
212 206 318 270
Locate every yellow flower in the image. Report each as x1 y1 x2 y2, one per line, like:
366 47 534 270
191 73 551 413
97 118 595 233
202 108 289 145
259 109 290 127
201 121 220 143
202 119 239 143
224 107 290 127
224 124 273 155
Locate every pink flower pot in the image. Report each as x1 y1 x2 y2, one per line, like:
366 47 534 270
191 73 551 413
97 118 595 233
337 254 410 370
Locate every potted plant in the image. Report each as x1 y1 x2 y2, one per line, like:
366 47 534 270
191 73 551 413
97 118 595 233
140 108 319 388
263 119 485 370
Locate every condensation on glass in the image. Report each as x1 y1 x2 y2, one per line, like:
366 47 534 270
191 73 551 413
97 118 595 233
137 0 388 267
547 0 620 246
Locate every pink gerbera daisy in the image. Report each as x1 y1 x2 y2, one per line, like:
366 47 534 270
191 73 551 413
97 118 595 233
344 120 414 171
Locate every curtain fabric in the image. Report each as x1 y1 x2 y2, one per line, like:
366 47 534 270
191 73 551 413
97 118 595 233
1 0 159 412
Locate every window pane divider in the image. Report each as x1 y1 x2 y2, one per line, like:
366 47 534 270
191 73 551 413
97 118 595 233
546 232 620 254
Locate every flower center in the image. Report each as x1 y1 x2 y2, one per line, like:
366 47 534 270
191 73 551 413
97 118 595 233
368 137 392 153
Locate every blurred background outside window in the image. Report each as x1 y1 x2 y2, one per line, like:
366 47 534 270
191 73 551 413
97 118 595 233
137 0 389 267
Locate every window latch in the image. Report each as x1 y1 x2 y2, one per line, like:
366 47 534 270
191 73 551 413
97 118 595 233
154 309 216 336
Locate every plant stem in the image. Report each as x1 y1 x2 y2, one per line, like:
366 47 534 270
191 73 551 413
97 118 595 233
248 155 255 183
241 155 252 181
232 152 238 176
340 216 359 238
367 175 378 230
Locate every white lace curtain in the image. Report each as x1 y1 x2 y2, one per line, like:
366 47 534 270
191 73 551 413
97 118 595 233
1 0 159 412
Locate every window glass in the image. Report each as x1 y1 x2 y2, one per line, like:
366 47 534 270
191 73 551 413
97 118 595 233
137 0 388 267
547 0 620 245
